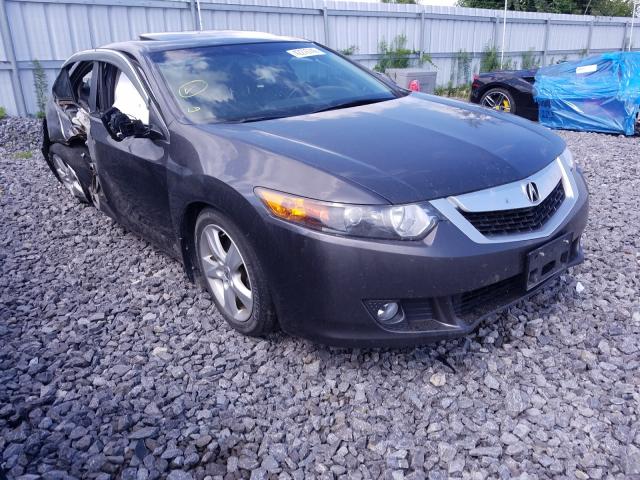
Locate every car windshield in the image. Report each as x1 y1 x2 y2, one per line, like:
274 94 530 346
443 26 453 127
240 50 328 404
149 41 398 124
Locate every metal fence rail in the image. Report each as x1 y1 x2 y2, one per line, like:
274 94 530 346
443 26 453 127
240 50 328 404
0 0 637 115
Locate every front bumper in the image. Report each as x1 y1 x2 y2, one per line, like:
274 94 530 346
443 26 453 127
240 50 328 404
260 170 589 347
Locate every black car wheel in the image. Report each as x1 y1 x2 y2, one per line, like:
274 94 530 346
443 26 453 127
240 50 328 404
195 208 276 336
480 88 516 114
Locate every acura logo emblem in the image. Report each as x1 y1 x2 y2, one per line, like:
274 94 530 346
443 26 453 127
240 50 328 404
525 182 540 203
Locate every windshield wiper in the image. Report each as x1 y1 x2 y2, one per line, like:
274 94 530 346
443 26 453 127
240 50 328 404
311 97 392 114
225 97 393 123
226 114 291 124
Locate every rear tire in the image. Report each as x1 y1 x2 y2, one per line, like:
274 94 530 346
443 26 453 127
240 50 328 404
195 208 276 337
480 87 516 114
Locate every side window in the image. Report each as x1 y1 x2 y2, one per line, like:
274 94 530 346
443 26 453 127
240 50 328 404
112 70 149 125
52 66 74 103
69 62 94 109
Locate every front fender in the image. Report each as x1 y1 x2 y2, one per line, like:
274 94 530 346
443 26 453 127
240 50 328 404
170 173 274 283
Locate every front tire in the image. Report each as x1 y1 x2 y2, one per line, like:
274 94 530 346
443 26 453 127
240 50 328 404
480 87 516 114
195 208 276 337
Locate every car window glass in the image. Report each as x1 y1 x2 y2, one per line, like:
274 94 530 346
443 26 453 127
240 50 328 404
77 68 92 107
113 71 149 125
53 66 74 103
149 42 396 124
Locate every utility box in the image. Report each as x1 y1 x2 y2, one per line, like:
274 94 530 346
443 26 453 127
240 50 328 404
384 69 437 94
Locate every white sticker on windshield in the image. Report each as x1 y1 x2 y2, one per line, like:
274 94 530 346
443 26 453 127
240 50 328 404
286 47 325 58
576 64 597 74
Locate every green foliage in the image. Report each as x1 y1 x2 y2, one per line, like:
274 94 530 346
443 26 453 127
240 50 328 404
434 83 472 99
375 35 412 72
587 0 632 16
0 106 6 120
450 50 472 86
33 59 48 119
521 48 540 69
338 45 358 56
15 151 33 159
374 35 437 73
457 0 632 16
419 53 436 69
480 45 512 72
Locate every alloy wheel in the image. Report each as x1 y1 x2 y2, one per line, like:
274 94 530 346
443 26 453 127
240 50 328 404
481 91 512 112
199 224 253 322
52 154 87 202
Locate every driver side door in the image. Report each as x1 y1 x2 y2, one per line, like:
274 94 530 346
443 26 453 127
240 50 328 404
87 57 174 253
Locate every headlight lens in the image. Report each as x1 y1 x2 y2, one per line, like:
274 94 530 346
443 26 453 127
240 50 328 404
559 147 575 170
255 188 438 240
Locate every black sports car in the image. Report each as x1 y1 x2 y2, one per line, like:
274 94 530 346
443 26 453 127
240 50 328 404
470 69 538 121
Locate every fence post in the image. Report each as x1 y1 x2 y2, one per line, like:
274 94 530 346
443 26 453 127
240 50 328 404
0 0 26 116
622 22 629 50
322 6 330 47
586 20 594 55
493 16 500 48
189 0 198 31
419 10 425 59
542 19 551 66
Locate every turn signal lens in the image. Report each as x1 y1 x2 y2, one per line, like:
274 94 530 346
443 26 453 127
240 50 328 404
255 188 438 240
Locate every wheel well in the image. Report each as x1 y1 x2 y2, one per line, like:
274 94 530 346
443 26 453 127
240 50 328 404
478 83 515 100
180 201 211 283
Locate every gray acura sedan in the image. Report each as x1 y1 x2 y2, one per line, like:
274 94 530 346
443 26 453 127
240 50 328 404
42 31 588 346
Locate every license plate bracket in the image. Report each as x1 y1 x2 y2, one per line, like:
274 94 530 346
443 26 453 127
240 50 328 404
526 232 573 290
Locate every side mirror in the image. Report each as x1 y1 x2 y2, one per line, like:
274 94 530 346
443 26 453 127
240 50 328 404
101 107 152 141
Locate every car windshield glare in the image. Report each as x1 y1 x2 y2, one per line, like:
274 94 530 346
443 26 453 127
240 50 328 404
149 42 397 124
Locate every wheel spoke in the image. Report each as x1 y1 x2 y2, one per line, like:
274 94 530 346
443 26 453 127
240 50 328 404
223 284 240 316
204 227 226 262
484 95 496 108
230 275 252 311
201 256 223 278
225 243 243 270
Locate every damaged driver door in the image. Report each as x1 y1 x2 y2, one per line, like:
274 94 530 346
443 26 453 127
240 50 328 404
87 57 174 253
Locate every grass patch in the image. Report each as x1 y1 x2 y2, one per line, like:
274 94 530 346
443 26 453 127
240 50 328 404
15 151 33 159
434 83 471 100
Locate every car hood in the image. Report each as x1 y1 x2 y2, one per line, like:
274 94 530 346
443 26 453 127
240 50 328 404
206 93 565 204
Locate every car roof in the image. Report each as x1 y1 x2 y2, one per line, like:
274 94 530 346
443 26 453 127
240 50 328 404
102 30 307 56
138 30 302 43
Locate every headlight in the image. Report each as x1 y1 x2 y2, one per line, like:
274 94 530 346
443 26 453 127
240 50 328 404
559 147 575 170
255 188 438 240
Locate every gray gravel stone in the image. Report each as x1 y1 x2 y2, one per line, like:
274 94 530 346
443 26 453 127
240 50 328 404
1 119 639 480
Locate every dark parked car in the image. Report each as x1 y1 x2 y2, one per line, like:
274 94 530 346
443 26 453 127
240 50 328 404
470 69 538 121
42 31 588 347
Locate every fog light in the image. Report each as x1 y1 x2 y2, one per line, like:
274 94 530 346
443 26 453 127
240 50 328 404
377 302 400 323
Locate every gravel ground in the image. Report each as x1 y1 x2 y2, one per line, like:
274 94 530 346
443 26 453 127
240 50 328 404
1 116 639 480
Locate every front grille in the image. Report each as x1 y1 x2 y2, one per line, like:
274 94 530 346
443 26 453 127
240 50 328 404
460 181 565 236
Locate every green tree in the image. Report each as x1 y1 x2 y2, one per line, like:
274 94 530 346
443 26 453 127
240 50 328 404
457 0 632 15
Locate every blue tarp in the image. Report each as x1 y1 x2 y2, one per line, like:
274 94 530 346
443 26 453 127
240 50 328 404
534 52 640 136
